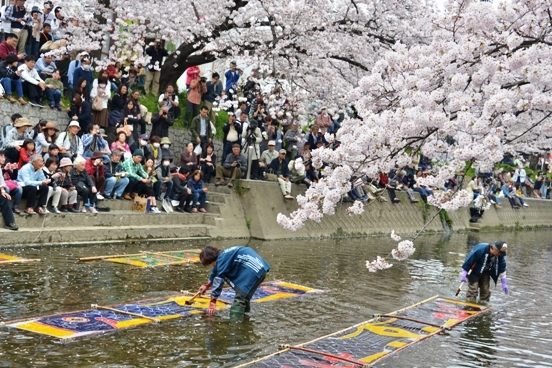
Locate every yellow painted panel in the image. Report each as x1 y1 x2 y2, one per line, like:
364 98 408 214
273 282 316 292
443 318 460 328
252 293 298 303
16 321 75 338
107 258 148 267
360 351 388 363
0 254 22 261
422 326 440 333
387 341 407 348
439 298 486 309
339 323 421 340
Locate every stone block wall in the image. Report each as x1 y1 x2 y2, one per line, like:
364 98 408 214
0 100 223 161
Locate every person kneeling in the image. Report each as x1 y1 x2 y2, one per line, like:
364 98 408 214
197 246 270 318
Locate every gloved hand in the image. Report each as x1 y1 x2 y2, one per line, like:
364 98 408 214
460 269 468 283
501 278 508 294
198 282 211 296
207 298 217 315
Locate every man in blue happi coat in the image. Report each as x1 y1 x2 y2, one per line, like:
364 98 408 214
197 246 270 317
460 241 508 301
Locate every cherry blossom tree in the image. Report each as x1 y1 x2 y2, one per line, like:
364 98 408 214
277 0 552 237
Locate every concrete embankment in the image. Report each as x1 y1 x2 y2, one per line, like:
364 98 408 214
3 180 552 247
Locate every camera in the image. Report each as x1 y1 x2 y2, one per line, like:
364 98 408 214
234 161 241 168
96 130 101 135
248 120 258 130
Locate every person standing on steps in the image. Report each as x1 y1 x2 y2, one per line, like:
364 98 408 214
196 245 270 318
460 241 508 302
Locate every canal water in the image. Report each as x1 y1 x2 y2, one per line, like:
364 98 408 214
0 232 551 367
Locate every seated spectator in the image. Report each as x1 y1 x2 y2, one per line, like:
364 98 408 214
299 142 311 160
121 149 160 213
111 84 128 111
502 180 528 209
155 153 174 204
82 123 110 159
150 106 174 139
316 107 332 134
160 136 172 159
306 125 326 149
180 142 198 171
38 23 52 53
72 57 92 97
71 156 98 213
35 121 58 155
2 117 32 163
42 156 62 213
158 84 179 118
188 169 208 213
18 55 48 107
395 169 419 203
216 144 247 188
0 151 18 230
67 52 88 92
103 150 129 200
36 54 57 81
142 156 159 199
260 140 278 179
532 172 544 199
303 159 319 187
16 154 50 215
57 157 78 212
55 121 83 158
110 131 131 156
85 151 106 201
288 158 306 185
482 182 502 209
44 69 63 110
42 143 60 162
269 149 294 200
403 173 431 203
0 33 23 62
133 133 151 157
465 176 483 199
172 165 192 213
106 62 122 88
0 54 26 104
199 144 216 183
17 138 36 169
0 151 22 218
147 136 162 167
68 93 92 134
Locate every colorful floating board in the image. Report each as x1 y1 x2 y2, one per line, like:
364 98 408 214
0 253 40 264
2 281 322 340
237 296 491 367
78 249 201 267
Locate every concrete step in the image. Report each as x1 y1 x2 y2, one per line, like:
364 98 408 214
99 200 224 214
0 224 215 246
14 210 220 228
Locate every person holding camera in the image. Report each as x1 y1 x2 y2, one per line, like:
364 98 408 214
242 117 262 180
157 84 179 118
150 106 174 139
82 123 110 159
144 39 168 96
222 113 242 162
284 122 302 161
186 75 207 127
215 144 247 188
224 61 242 102
5 0 31 55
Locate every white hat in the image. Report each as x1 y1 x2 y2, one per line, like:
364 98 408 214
67 121 81 129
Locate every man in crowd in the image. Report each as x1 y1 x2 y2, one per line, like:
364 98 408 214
55 121 83 158
16 154 50 215
5 0 31 54
190 106 214 156
284 122 302 161
18 55 48 107
460 241 508 301
36 53 57 81
269 148 294 200
215 144 247 188
157 84 179 118
0 33 23 62
144 39 168 96
0 53 26 104
224 61 241 101
103 150 129 200
82 123 110 159
259 140 278 177
501 180 528 208
202 72 222 123
221 113 242 162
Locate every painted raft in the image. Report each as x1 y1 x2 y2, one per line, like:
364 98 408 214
0 253 40 264
78 249 201 267
237 296 492 367
2 281 322 340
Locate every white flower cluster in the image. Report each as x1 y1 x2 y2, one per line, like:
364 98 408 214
366 256 393 273
391 240 415 261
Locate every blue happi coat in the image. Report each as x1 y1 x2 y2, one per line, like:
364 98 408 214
462 243 506 285
209 246 271 299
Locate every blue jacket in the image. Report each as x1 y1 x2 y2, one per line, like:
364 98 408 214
202 81 222 103
224 70 241 90
188 178 204 194
269 157 290 178
73 67 93 95
462 243 506 285
17 163 46 186
209 246 270 299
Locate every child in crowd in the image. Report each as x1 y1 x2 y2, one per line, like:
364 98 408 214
18 139 36 169
188 169 207 213
196 245 271 318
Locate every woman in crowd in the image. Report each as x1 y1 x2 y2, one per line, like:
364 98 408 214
147 136 162 167
35 121 59 155
111 84 128 111
71 156 98 213
188 170 208 213
199 143 216 183
69 93 92 135
58 157 79 213
185 75 206 126
73 77 89 101
42 157 63 214
30 120 47 140
85 151 106 201
110 131 131 156
180 142 198 171
90 75 111 128
171 165 192 213
1 118 33 163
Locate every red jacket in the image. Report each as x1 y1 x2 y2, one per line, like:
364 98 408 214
18 149 35 170
0 41 17 61
85 159 105 178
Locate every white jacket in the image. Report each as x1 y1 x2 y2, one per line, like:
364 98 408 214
18 64 43 85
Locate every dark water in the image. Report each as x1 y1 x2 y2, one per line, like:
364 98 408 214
0 232 551 367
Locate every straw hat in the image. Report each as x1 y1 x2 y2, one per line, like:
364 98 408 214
44 121 59 131
160 137 171 145
14 118 31 128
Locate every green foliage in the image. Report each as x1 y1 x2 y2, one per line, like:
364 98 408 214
439 209 453 228
417 200 430 223
245 219 251 229
233 179 250 196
